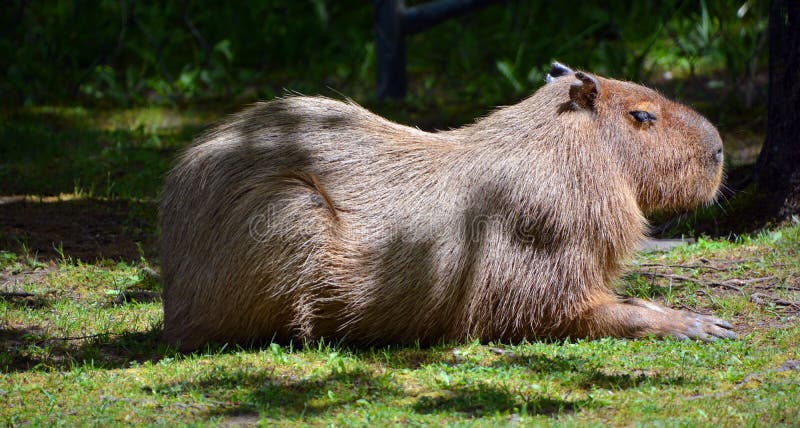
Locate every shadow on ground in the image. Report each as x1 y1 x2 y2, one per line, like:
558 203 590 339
159 343 689 421
411 383 592 417
0 326 172 373
0 196 158 262
1 318 693 420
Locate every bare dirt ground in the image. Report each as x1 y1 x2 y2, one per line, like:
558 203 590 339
0 195 157 262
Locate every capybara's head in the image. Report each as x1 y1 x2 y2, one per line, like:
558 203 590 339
544 63 724 214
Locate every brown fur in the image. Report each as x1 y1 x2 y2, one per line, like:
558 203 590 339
159 65 733 350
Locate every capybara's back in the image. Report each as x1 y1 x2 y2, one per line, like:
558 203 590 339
161 64 735 350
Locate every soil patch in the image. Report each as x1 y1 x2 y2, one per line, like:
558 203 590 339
0 196 157 262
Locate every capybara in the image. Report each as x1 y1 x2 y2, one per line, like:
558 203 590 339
160 63 734 350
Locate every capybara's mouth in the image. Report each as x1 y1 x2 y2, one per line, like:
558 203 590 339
703 164 725 206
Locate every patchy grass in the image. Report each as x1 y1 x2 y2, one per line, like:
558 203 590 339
2 225 798 426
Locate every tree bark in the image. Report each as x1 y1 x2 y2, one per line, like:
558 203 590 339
373 0 498 100
754 0 800 219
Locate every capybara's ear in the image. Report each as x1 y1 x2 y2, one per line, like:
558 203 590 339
545 62 574 83
569 71 601 111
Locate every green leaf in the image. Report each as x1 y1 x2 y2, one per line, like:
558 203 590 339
496 60 523 92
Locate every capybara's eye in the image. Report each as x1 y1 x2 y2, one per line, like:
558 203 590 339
630 110 656 123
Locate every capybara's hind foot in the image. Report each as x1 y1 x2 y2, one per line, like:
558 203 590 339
578 297 736 341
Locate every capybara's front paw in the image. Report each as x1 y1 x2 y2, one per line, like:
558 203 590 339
662 310 737 341
623 298 737 341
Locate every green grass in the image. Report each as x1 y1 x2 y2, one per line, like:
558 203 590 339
2 224 799 426
0 106 215 199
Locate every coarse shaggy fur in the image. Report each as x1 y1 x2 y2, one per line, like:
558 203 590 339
160 64 733 350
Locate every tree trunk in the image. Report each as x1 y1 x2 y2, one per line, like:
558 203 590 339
373 0 407 100
373 0 498 100
754 0 800 219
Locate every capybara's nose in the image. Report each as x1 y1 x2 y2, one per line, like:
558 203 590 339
703 131 723 165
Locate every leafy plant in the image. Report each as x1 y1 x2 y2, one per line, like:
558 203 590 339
1 1 768 109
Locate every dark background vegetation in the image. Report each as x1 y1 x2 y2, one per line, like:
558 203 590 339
1 0 797 261
2 1 768 119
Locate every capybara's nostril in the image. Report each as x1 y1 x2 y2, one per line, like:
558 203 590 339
714 147 723 164
704 131 723 165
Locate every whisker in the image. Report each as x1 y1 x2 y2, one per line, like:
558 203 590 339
714 199 728 215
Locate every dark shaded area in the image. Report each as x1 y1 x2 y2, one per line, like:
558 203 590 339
112 289 162 305
0 108 196 199
754 0 800 219
170 345 690 419
491 351 691 390
202 368 404 419
0 1 769 113
0 292 53 310
413 384 589 417
280 344 682 417
0 326 172 373
0 197 157 262
0 1 372 106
